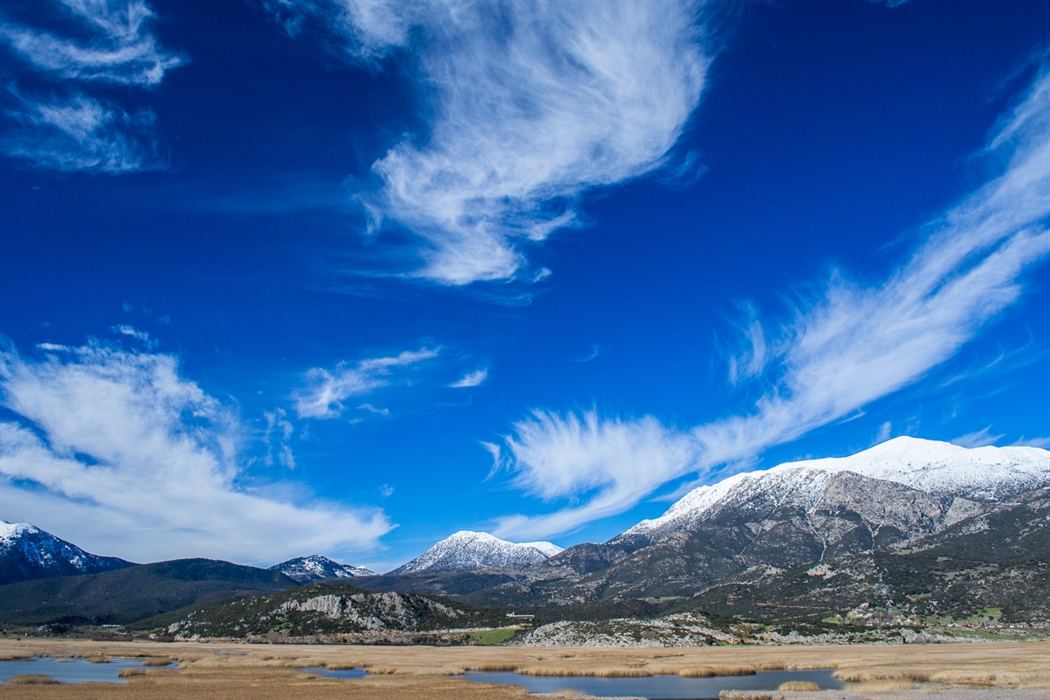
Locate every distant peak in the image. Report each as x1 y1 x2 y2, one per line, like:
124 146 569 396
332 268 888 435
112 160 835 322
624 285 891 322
390 530 561 574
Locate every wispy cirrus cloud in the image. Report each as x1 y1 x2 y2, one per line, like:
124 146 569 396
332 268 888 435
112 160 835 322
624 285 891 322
1 91 168 172
262 408 296 469
295 347 439 419
0 0 185 86
0 340 391 564
0 0 184 172
950 426 1005 449
450 368 487 389
494 66 1050 540
267 0 709 285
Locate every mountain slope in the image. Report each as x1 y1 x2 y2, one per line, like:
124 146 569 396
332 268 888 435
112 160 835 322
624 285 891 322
389 531 562 574
0 558 297 625
136 582 507 638
688 488 1050 623
0 521 136 586
270 555 376 582
619 436 1048 546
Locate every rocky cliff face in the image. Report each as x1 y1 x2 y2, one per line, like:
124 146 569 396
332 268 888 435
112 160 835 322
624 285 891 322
689 488 1050 624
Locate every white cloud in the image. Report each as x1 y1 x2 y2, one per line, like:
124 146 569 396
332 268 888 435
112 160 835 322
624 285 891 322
0 340 392 564
572 344 606 363
875 421 893 443
0 0 184 172
0 0 185 86
1013 436 1050 449
950 427 1005 449
494 411 694 540
295 347 439 419
494 67 1050 540
1 92 168 172
262 408 296 469
110 324 156 348
268 0 709 285
450 368 487 389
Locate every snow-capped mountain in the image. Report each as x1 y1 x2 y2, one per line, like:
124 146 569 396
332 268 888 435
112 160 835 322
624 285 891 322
618 436 1049 545
269 555 376 582
389 531 564 575
0 521 135 585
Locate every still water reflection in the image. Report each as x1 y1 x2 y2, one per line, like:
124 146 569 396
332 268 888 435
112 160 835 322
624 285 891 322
0 657 170 684
462 668 843 698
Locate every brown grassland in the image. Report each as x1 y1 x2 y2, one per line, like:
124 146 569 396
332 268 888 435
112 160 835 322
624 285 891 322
1 638 1048 699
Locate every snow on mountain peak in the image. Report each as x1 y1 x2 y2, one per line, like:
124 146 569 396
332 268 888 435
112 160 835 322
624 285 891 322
520 541 565 557
623 437 1049 539
0 521 36 547
390 530 562 574
269 554 376 582
0 520 135 585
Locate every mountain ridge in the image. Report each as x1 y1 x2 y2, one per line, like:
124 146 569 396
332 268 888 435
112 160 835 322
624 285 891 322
269 555 376 582
389 530 563 575
0 521 136 586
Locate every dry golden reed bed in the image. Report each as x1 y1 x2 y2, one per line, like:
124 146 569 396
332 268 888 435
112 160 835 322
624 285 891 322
1 638 1048 699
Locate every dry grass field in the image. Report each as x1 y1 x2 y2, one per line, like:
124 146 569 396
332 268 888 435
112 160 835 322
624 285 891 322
1 638 1048 699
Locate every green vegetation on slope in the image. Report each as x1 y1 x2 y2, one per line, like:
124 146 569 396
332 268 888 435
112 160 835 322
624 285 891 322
132 582 511 638
0 558 297 626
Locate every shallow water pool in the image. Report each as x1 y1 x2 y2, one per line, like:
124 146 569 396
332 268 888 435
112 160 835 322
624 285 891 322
304 666 369 679
0 657 171 684
462 668 843 698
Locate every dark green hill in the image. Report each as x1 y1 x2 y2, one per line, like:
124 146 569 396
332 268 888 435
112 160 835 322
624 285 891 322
0 558 297 625
686 488 1050 623
132 582 509 638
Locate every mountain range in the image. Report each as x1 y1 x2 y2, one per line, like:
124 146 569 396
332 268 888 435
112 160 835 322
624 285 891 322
1 436 1047 633
350 437 1049 607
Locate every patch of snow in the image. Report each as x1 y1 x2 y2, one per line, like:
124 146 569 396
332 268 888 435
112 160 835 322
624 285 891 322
0 521 35 548
520 541 564 557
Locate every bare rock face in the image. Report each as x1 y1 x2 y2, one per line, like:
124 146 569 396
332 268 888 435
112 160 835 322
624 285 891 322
689 488 1050 624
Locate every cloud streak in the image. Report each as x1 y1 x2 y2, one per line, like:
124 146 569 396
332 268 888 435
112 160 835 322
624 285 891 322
295 347 439 419
1 92 168 173
269 0 709 285
0 0 184 172
0 340 392 564
0 0 185 86
450 368 487 388
494 66 1050 540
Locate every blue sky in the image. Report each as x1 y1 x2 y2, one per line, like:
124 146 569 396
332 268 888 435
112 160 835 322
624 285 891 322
1 0 1047 572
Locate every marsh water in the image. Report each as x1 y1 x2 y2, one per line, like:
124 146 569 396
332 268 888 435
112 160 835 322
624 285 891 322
461 668 844 698
0 657 171 683
305 666 369 679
